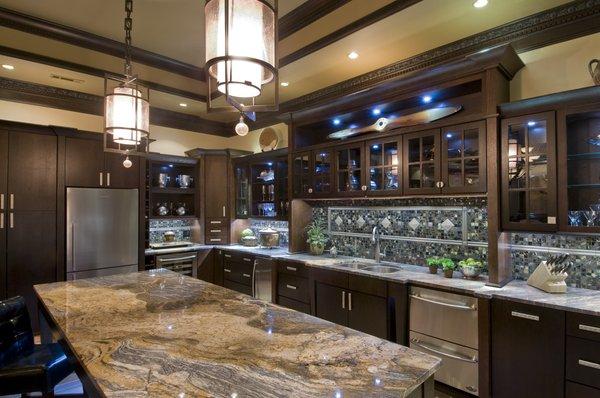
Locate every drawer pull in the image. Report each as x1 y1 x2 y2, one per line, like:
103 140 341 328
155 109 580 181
158 255 196 262
243 273 251 278
243 258 252 262
511 311 539 322
342 291 346 309
286 284 297 290
286 266 297 272
210 229 221 233
348 292 352 311
224 268 232 273
210 238 222 242
411 338 478 363
224 254 232 258
210 221 222 224
410 294 475 311
578 359 600 370
579 324 600 334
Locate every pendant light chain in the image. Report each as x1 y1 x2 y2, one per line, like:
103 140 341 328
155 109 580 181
124 0 133 78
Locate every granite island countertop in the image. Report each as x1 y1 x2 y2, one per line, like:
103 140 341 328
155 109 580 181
35 270 440 397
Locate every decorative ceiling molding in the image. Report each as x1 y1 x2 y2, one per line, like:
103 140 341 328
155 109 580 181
0 77 233 137
0 6 206 81
279 0 422 68
269 0 600 122
0 45 207 102
278 0 352 40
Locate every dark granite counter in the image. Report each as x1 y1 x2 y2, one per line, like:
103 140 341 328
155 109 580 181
35 270 440 397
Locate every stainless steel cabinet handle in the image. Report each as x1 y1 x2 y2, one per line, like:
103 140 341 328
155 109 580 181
243 258 252 262
348 292 353 311
286 284 297 290
9 193 14 210
222 205 226 217
224 254 232 258
210 220 222 224
106 172 111 187
158 255 197 262
411 338 478 363
578 359 600 370
286 266 297 272
9 213 14 228
224 268 231 273
99 172 103 186
0 213 3 229
511 311 539 321
410 294 475 311
0 193 4 210
342 291 346 309
242 273 251 278
209 238 222 242
579 324 600 334
210 229 221 233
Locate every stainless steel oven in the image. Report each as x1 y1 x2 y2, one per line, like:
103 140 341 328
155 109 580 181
409 286 479 396
155 251 198 278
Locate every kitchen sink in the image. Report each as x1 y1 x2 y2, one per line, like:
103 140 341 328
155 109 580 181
336 261 372 270
361 265 402 274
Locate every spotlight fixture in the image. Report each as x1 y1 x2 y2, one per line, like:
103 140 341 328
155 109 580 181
333 118 341 126
1 64 14 70
473 0 488 8
527 121 536 127
347 51 359 60
372 108 381 116
179 103 188 107
280 82 289 87
422 95 432 103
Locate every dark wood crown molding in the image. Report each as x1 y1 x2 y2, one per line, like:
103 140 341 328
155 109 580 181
0 77 233 137
0 6 205 81
279 0 422 68
0 45 206 102
266 0 600 125
278 0 351 40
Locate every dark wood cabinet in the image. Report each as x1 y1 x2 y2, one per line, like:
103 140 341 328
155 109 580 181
0 130 7 299
292 151 312 197
404 130 440 195
336 143 365 195
204 155 229 219
501 112 557 231
365 136 402 196
347 290 388 338
315 282 348 325
233 162 250 218
104 152 140 189
196 249 214 283
441 121 487 193
313 149 333 196
491 299 565 398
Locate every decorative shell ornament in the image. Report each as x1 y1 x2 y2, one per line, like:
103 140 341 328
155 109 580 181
259 127 279 151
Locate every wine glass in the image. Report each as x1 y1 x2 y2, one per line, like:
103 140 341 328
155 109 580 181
583 209 597 227
568 211 581 226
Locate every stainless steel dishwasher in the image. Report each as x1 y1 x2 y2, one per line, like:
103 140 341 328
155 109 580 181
409 286 479 396
253 256 274 302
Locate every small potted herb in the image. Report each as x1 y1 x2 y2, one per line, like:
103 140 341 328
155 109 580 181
441 258 455 278
306 221 328 256
425 257 441 274
458 258 484 280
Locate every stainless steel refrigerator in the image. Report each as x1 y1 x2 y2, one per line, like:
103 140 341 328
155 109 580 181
66 188 139 280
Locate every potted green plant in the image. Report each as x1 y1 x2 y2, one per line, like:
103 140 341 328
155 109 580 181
425 257 441 274
306 221 328 255
441 258 455 278
458 258 484 280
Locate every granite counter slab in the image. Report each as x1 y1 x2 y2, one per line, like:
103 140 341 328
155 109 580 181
35 270 440 398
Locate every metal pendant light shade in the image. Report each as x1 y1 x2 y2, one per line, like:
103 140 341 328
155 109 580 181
205 0 278 114
103 0 150 157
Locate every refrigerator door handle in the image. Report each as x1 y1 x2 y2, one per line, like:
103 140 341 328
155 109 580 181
70 223 76 269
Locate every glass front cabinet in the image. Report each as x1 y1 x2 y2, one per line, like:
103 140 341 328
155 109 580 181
365 137 402 195
501 112 557 231
336 143 365 195
234 162 249 218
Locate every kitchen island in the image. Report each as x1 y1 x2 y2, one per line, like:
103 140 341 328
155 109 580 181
35 270 440 397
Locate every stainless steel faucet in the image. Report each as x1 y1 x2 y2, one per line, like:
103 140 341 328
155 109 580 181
372 226 383 263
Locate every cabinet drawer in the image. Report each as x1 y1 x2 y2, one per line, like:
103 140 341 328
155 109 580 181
224 279 252 296
566 381 600 398
223 261 253 286
277 260 309 278
223 251 254 264
278 296 311 314
567 312 600 342
206 232 229 244
206 218 228 226
349 273 387 297
566 336 600 389
278 273 309 303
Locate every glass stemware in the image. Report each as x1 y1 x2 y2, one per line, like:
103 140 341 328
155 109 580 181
582 209 598 227
568 211 581 226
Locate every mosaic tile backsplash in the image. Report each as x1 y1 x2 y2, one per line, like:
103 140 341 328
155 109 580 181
149 219 195 244
249 219 289 247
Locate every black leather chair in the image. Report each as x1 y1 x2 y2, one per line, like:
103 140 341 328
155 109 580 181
0 296 74 397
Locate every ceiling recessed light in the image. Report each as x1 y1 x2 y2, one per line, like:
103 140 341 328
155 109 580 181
333 118 341 126
2 64 15 70
527 121 536 127
422 95 432 103
473 0 488 8
372 108 381 116
280 81 289 87
179 103 188 107
347 51 359 60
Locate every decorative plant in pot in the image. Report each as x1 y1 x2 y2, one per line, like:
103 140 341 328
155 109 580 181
425 257 442 274
441 258 455 278
306 221 328 255
458 258 484 280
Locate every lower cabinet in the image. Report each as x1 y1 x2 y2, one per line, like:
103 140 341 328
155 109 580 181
276 259 310 314
491 299 565 398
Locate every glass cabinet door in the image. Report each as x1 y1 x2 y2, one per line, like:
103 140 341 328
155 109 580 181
403 130 440 195
336 144 364 194
313 150 332 195
292 152 311 197
234 163 249 218
501 112 556 231
560 109 600 232
441 121 486 193
366 138 401 195
276 157 289 219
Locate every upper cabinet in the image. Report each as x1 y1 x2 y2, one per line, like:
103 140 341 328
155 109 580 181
403 130 440 195
558 106 600 233
365 136 402 196
335 143 365 195
501 112 557 231
441 121 486 194
292 151 311 198
313 149 333 196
